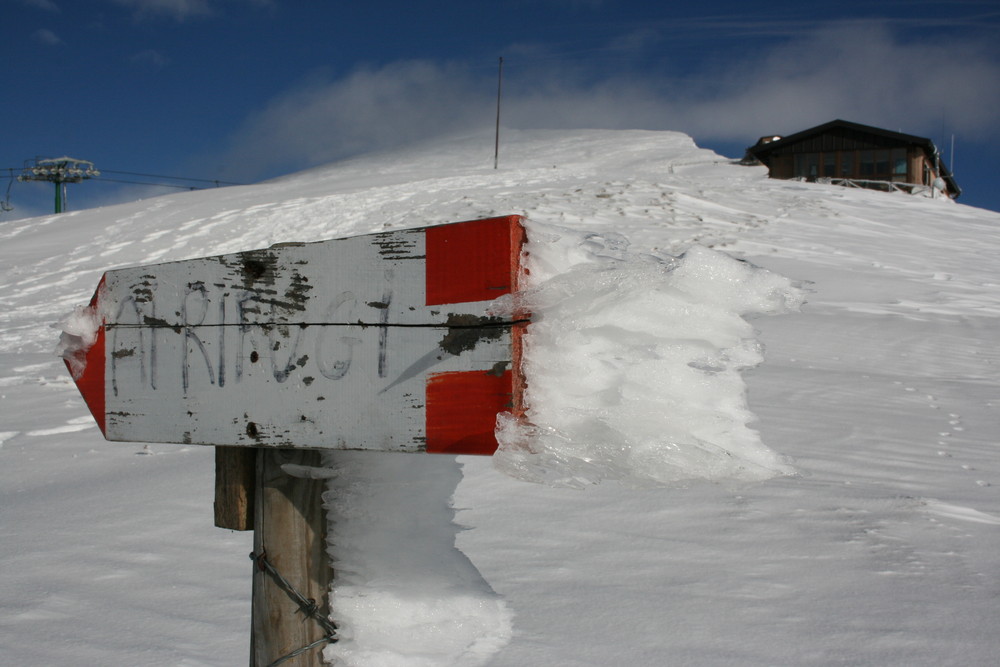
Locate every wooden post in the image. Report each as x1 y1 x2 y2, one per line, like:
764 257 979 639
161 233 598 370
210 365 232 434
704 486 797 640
251 448 333 666
215 446 256 530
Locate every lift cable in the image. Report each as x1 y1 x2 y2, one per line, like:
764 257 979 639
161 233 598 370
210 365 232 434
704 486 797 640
98 169 243 186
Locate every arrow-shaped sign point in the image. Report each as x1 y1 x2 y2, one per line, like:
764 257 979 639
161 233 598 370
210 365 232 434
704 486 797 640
61 215 528 455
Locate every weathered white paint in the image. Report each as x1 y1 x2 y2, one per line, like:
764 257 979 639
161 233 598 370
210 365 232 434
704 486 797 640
81 219 523 451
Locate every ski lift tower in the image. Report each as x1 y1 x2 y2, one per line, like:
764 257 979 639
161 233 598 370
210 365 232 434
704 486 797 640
19 157 100 214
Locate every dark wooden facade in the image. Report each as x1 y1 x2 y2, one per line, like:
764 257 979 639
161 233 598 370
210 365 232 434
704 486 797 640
745 119 960 199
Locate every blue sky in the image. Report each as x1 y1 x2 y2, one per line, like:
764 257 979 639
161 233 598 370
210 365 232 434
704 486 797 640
4 0 999 218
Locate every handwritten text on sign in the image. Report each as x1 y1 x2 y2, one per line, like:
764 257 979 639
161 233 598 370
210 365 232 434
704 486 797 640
68 216 526 454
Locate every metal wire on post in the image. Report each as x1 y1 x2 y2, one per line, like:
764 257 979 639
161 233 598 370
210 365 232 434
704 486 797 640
251 550 338 667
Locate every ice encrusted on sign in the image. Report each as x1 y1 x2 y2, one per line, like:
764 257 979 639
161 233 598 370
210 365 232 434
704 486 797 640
492 223 804 488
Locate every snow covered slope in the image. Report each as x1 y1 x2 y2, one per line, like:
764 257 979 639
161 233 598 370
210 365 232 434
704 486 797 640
2 130 998 666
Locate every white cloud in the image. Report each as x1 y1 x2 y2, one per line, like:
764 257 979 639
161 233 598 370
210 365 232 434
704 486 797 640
109 0 211 20
32 28 63 46
129 49 169 68
20 0 60 12
667 22 1000 141
218 22 1000 180
108 0 270 21
220 61 492 179
497 22 1000 143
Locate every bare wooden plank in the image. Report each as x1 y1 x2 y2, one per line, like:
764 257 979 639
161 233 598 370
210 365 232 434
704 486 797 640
214 446 256 530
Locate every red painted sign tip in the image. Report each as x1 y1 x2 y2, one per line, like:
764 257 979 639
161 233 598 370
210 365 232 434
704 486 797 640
66 277 107 436
424 215 528 455
425 370 514 455
67 327 107 436
425 215 526 306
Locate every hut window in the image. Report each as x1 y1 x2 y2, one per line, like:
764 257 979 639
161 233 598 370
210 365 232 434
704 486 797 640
859 150 875 176
794 153 819 179
875 150 890 176
891 148 907 178
840 153 852 177
823 153 836 177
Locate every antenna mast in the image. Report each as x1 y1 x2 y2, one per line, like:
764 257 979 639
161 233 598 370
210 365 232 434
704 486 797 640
494 57 504 170
950 134 955 175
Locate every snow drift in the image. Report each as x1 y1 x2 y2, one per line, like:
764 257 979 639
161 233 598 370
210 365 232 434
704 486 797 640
494 226 803 487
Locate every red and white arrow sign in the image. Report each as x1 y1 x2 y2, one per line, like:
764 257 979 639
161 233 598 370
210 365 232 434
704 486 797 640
64 215 527 455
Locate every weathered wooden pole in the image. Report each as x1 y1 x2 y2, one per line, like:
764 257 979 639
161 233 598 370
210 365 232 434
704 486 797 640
251 448 333 666
215 446 256 531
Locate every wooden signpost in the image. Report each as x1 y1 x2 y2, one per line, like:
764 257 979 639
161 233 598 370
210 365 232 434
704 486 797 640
64 215 527 666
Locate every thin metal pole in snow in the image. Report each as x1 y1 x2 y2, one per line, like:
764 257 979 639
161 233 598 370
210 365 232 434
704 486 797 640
494 57 503 170
950 134 955 175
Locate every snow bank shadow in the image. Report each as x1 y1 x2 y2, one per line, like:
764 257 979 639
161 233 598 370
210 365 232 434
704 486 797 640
322 451 512 667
